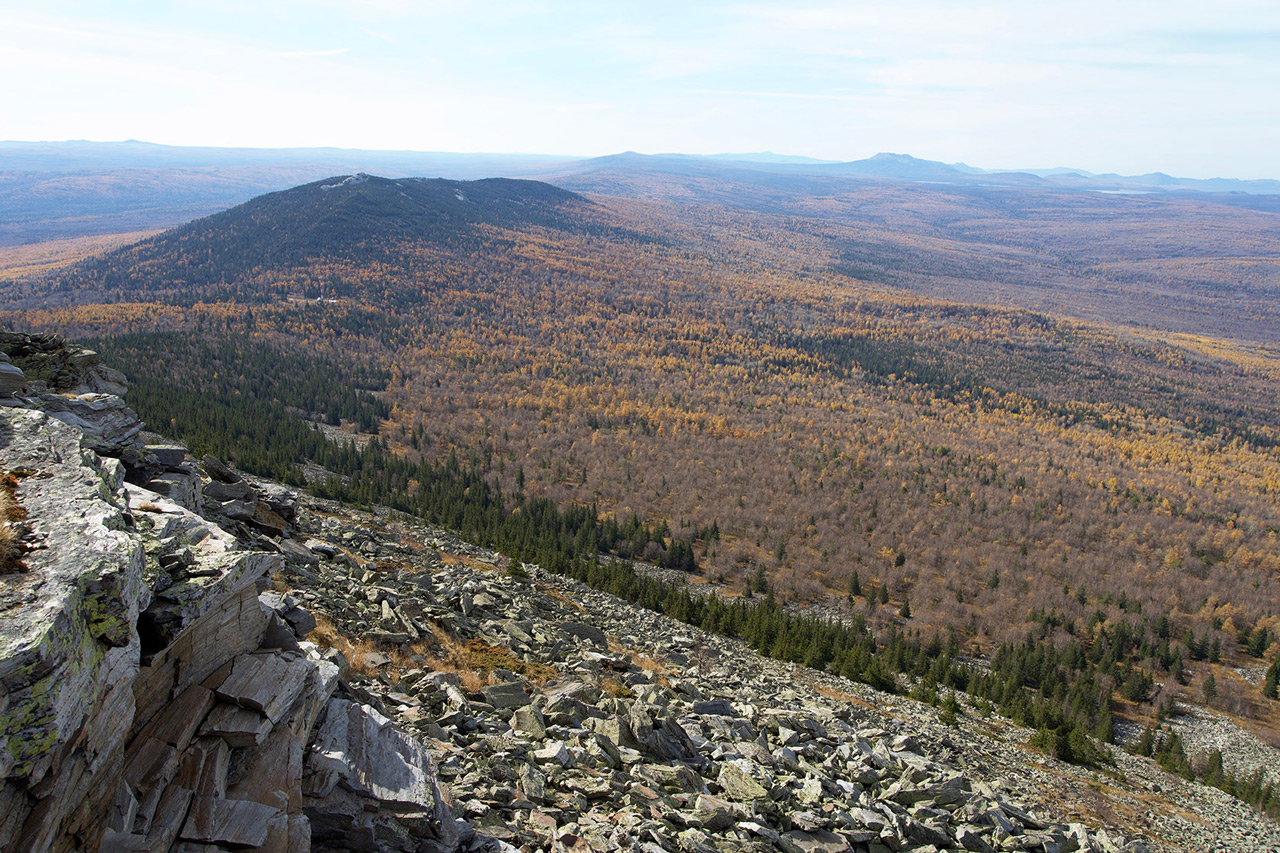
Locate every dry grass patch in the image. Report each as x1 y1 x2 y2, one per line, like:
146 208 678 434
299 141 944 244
410 633 557 692
633 654 675 677
459 638 557 685
440 552 505 573
536 583 587 610
1 472 29 574
607 638 678 679
813 683 888 715
310 611 448 682
0 523 23 574
601 676 635 699
416 628 485 692
308 612 385 677
308 611 558 691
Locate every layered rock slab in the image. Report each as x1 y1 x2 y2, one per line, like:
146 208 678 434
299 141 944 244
0 410 146 852
1 381 465 853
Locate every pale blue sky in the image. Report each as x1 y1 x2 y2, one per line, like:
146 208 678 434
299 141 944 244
2 1 1278 178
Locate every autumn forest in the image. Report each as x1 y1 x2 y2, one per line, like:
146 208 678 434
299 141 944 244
4 167 1280 777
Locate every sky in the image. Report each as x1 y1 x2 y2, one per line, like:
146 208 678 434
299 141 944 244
2 1 1278 179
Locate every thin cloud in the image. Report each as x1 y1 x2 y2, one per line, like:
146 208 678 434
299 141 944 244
359 27 397 43
678 88 881 103
274 48 351 57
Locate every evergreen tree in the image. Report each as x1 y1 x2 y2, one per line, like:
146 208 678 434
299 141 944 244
940 691 961 727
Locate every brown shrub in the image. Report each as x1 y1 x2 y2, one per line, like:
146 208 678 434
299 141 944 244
306 611 556 691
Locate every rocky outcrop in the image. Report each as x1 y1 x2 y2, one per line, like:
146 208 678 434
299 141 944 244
0 344 464 853
0 354 24 398
1 332 153 475
0 409 146 852
0 332 127 397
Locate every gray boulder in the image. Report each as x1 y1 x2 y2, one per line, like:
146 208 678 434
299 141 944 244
304 699 460 852
0 359 24 396
37 392 145 456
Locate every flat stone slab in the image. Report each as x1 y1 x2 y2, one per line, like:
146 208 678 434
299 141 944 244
482 681 531 710
145 445 187 468
561 621 608 648
200 703 272 748
133 685 215 752
213 653 312 724
180 797 279 848
782 829 850 853
692 699 738 716
305 698 450 809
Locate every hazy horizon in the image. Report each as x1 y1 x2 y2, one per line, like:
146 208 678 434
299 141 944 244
2 1 1278 180
4 138 1279 184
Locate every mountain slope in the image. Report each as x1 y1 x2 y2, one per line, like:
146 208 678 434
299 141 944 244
40 175 593 302
6 171 1280 777
5 334 1274 852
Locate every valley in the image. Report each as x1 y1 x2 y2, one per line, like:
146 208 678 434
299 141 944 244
3 158 1280 840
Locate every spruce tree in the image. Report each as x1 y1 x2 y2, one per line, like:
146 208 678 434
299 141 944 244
1202 673 1218 704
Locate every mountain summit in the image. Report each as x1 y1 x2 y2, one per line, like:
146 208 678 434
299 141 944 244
50 175 590 301
162 173 586 256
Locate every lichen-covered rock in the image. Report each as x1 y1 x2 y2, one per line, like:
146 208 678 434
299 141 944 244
0 408 146 852
1 374 463 853
35 392 146 460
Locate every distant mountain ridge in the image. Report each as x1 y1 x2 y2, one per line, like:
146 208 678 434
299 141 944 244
569 150 1280 195
0 139 573 174
4 140 1276 191
4 141 1278 245
0 143 582 245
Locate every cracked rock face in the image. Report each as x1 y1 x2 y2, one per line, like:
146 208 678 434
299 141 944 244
0 359 464 853
0 409 147 852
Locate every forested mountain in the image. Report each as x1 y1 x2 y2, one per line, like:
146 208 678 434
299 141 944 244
27 175 593 304
4 169 1280 774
